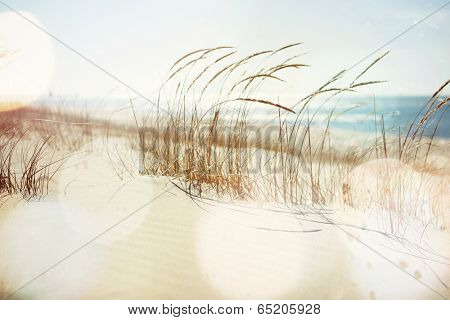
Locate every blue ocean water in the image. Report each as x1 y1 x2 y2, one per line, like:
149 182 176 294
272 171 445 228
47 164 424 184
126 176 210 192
246 96 450 139
37 95 449 139
315 96 449 139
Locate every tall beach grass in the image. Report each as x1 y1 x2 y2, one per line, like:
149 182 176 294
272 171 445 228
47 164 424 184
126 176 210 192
133 45 449 230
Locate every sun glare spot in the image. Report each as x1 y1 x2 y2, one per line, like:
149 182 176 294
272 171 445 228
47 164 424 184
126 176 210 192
195 204 348 299
0 201 104 298
0 11 55 108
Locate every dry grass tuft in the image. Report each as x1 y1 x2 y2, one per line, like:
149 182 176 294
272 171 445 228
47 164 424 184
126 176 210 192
0 106 106 200
0 115 57 199
137 45 386 198
131 44 449 231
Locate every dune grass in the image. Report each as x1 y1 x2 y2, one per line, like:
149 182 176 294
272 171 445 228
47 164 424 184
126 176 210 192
131 45 448 230
0 43 448 230
0 111 57 199
0 102 138 201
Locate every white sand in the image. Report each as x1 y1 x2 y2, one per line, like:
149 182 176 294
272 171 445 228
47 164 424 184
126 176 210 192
0 138 449 299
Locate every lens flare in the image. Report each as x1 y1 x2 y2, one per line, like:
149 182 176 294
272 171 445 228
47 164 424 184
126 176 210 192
0 11 55 109
195 204 349 299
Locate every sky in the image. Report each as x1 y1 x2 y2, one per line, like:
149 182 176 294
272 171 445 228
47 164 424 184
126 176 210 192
0 0 449 103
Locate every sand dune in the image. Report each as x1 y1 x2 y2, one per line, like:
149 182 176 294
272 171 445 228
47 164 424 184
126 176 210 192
0 138 448 299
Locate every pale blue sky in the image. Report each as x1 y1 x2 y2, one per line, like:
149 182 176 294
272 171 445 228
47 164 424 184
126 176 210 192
1 0 449 100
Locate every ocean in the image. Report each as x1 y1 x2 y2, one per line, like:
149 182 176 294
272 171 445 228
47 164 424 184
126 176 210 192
308 96 449 139
243 96 450 139
37 95 450 139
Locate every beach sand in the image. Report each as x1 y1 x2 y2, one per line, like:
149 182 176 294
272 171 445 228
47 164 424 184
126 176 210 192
0 137 449 300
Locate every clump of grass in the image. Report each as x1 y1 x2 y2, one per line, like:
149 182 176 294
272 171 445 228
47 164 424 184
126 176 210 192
137 44 386 199
0 116 59 200
0 99 90 200
136 44 448 231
